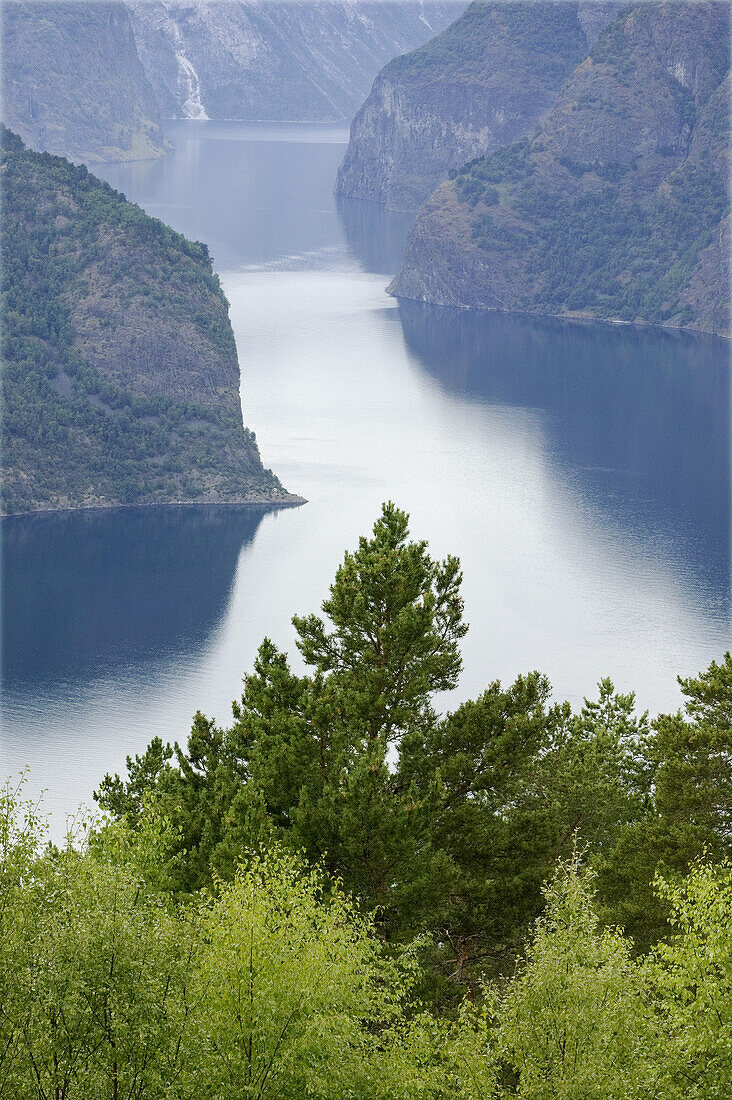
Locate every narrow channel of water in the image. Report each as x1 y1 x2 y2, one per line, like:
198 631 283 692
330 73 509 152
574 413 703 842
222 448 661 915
2 121 729 828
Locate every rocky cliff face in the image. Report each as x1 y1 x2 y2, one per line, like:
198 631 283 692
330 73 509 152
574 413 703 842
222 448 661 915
390 0 730 337
0 128 297 515
127 1 466 122
335 0 621 212
1 1 169 164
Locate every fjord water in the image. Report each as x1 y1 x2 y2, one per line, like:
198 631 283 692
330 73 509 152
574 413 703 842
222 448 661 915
2 121 729 827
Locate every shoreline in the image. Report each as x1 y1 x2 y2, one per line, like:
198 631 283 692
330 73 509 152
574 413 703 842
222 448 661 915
0 494 307 520
386 288 731 343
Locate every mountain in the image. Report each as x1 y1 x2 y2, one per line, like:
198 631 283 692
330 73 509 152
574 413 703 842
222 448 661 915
0 128 299 515
335 0 621 212
127 0 466 123
1 1 169 165
389 0 731 336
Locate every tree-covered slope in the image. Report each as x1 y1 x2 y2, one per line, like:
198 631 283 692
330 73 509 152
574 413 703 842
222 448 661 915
0 127 297 515
390 0 731 336
1 1 169 164
335 0 621 212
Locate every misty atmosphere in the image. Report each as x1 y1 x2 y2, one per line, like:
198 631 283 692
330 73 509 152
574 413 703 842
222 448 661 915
1 2 730 1096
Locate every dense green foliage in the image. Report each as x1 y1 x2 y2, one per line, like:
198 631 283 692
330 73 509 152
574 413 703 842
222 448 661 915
96 505 732 1003
0 126 283 514
3 504 732 1093
0 798 419 1099
386 1 586 83
2 801 731 1096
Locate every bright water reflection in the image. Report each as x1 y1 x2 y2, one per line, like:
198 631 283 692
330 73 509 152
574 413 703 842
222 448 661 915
1 121 729 829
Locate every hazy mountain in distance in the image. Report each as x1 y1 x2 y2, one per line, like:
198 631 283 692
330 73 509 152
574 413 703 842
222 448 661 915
127 0 467 122
1 1 170 164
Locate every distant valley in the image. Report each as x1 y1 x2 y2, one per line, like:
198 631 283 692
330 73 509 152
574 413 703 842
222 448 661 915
1 0 467 166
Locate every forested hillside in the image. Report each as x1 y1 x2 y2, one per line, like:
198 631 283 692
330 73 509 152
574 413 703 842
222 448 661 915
0 127 297 514
390 0 731 335
3 505 731 1094
1 1 169 164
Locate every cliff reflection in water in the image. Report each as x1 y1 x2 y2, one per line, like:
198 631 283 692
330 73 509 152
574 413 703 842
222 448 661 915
335 194 414 275
2 505 268 691
397 300 730 599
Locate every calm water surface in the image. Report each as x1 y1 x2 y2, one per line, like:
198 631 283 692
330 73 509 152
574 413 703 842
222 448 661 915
2 121 730 827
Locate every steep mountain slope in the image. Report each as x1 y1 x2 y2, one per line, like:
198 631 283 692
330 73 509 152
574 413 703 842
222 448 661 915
335 0 621 211
0 128 297 515
128 0 466 123
390 0 731 336
1 1 169 164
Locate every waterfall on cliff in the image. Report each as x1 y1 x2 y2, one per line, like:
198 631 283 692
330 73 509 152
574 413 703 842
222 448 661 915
176 52 208 120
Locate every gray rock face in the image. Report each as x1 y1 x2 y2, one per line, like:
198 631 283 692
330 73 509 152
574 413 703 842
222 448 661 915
1 1 169 164
682 211 731 336
542 0 729 169
576 0 624 49
335 0 621 212
689 71 731 176
128 1 466 122
388 178 502 303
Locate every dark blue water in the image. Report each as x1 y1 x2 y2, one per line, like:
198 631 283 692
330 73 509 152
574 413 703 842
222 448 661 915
396 301 730 596
3 507 268 686
2 121 729 827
